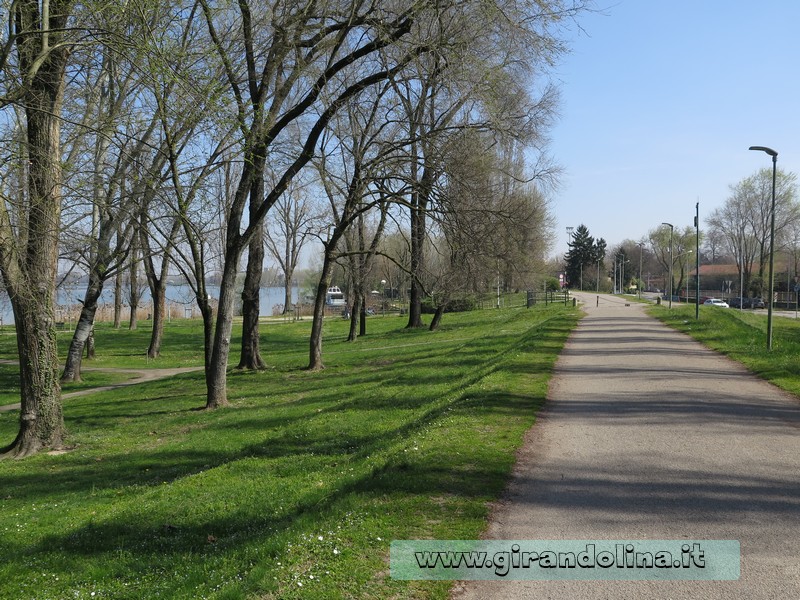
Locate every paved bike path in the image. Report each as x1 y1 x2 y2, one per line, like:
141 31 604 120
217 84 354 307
452 293 800 599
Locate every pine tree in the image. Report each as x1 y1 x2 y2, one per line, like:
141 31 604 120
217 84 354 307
565 225 596 288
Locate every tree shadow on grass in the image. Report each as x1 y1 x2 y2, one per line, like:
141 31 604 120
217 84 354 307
0 310 578 595
0 353 555 503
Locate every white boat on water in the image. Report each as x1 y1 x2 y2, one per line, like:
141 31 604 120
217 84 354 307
325 286 346 306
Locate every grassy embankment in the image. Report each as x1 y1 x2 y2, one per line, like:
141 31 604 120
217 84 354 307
0 301 579 599
650 303 800 397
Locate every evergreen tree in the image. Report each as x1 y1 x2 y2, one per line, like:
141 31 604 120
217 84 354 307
565 224 600 288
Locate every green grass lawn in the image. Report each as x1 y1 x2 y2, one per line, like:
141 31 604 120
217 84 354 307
649 304 800 396
0 320 210 369
0 365 143 407
0 304 579 599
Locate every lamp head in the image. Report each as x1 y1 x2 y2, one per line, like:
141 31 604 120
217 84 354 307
749 145 778 157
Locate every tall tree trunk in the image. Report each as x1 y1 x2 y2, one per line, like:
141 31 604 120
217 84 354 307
407 168 432 328
347 293 361 342
199 301 214 378
0 4 71 457
86 326 95 359
141 216 179 360
238 152 266 369
429 304 445 331
238 229 266 369
359 292 367 337
407 199 426 328
308 248 334 370
147 283 166 358
345 234 360 341
283 268 295 314
2 300 63 458
205 253 242 408
61 274 104 382
129 245 140 330
113 268 122 328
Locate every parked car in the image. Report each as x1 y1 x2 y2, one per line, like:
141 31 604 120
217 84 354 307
729 297 746 309
728 297 766 309
703 298 729 308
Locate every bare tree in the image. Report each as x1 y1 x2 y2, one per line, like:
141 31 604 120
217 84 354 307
198 0 435 405
391 0 574 328
427 132 553 328
59 41 162 379
343 201 390 340
138 193 181 360
309 87 402 369
138 3 221 360
707 168 798 295
0 0 76 458
648 225 696 296
264 181 320 315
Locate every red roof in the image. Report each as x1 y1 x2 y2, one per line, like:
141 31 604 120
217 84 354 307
691 262 787 276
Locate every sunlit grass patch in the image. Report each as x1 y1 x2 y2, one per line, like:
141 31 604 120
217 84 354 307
650 303 800 397
0 303 579 599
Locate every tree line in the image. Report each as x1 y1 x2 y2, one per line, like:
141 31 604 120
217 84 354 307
576 167 799 296
0 0 590 458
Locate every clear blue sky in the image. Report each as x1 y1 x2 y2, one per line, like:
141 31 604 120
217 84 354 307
548 0 800 259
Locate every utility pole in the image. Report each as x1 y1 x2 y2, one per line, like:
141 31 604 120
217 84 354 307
695 202 700 320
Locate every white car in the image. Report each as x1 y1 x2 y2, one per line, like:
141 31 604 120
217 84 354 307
703 298 729 308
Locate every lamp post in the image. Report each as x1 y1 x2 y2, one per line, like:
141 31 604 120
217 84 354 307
749 145 778 350
381 279 386 316
695 202 700 320
662 222 674 308
637 242 644 299
566 226 574 290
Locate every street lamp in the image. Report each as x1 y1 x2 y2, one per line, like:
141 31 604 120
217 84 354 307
694 202 700 320
637 242 644 299
749 145 778 350
566 226 574 290
662 222 674 308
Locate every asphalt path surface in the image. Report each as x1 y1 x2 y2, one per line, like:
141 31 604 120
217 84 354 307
452 292 800 599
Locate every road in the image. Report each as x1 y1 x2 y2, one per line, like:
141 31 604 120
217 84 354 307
452 292 800 599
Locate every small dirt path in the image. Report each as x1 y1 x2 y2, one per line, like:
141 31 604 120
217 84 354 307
0 360 203 412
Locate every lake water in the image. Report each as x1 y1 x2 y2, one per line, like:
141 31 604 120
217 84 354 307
0 283 300 326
